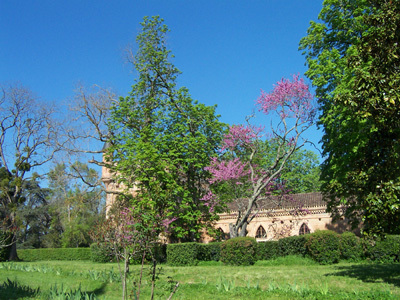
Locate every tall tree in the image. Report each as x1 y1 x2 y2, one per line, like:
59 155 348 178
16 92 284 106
300 0 400 235
0 83 61 260
107 16 226 242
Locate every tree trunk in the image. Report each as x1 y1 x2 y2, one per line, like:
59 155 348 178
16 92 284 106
229 221 248 239
8 235 19 261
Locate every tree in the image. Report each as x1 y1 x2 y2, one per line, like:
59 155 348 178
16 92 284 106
46 162 104 247
260 140 321 194
107 16 226 242
205 75 316 238
15 175 51 249
300 0 400 236
0 83 61 260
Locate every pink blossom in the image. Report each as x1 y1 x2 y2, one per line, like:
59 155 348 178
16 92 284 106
205 157 250 184
256 74 315 123
222 125 264 151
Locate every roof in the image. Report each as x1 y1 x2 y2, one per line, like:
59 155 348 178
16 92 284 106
225 192 325 212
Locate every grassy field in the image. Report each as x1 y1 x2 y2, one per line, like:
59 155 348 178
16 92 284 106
1 256 399 299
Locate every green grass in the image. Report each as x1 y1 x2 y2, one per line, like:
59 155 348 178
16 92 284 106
1 256 400 299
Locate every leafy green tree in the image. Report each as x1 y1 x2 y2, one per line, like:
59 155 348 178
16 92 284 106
261 140 321 194
47 162 104 247
16 175 52 249
300 0 400 235
107 16 226 242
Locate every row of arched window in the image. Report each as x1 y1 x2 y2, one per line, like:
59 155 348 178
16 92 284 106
216 223 311 240
254 223 311 238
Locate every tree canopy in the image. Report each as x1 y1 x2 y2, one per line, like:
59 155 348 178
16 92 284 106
300 0 400 236
107 16 226 242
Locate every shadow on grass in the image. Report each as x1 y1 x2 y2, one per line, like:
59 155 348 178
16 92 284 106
89 282 108 297
326 263 400 287
0 278 40 299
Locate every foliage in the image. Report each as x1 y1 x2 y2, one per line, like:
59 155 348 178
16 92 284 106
220 237 257 266
340 232 363 261
46 162 104 249
107 16 226 242
197 242 221 262
17 247 92 261
256 240 279 261
300 0 400 236
90 243 113 263
278 235 308 257
0 278 40 299
167 242 199 266
363 235 400 263
205 75 316 238
306 230 341 264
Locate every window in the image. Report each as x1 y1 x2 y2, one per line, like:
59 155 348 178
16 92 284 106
299 223 310 235
255 225 267 238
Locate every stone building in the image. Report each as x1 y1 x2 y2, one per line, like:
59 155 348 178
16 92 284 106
210 192 352 241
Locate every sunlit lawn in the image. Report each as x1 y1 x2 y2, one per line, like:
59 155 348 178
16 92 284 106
1 256 400 299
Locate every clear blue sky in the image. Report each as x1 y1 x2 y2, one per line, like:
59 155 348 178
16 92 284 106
1 1 323 156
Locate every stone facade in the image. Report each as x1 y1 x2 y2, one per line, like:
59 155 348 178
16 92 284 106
210 192 353 241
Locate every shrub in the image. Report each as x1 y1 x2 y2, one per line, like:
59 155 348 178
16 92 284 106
90 243 114 263
197 242 221 261
256 241 279 260
18 248 92 261
363 235 400 263
278 235 308 257
340 232 363 261
305 230 341 264
167 242 199 266
220 237 257 266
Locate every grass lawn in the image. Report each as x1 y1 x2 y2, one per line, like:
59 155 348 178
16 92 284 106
1 256 399 299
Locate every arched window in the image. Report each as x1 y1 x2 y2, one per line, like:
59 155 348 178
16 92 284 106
299 223 310 235
255 225 267 238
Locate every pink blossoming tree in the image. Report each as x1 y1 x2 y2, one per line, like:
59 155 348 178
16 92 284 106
205 75 316 238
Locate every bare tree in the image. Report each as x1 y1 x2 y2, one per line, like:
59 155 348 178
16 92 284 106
0 83 62 260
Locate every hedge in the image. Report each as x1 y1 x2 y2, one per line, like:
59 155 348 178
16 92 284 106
18 248 92 261
197 242 221 262
363 235 400 263
167 242 199 266
220 237 257 266
256 241 279 260
278 235 308 257
340 232 363 261
306 230 341 264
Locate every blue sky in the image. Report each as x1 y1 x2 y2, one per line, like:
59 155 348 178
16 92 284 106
1 1 323 156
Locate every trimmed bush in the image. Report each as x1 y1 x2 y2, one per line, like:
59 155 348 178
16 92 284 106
363 235 400 263
90 243 114 263
167 242 199 266
198 242 221 261
256 241 279 260
18 248 92 261
340 232 363 261
278 235 308 257
306 230 341 264
220 237 257 266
